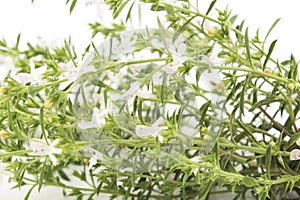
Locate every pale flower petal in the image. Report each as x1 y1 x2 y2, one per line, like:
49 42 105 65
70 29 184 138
296 138 300 146
49 154 58 166
158 134 164 143
201 44 224 66
135 117 167 141
78 106 111 130
290 149 300 161
162 53 185 75
189 156 201 163
29 138 62 165
88 157 98 170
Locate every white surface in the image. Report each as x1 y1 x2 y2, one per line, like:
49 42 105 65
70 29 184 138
0 0 299 199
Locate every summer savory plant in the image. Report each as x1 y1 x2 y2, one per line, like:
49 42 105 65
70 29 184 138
1 0 300 199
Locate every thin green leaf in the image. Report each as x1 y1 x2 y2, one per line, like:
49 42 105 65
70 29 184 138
249 98 282 112
199 101 211 126
15 33 21 50
126 2 135 22
240 76 250 115
173 16 195 42
205 0 217 15
24 185 36 200
264 18 281 43
39 107 47 141
245 28 254 69
160 74 167 105
58 170 71 181
265 146 271 179
69 0 77 14
263 40 277 70
138 99 144 124
198 180 214 199
113 0 130 19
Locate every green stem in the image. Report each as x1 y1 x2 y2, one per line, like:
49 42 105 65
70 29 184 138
0 149 32 158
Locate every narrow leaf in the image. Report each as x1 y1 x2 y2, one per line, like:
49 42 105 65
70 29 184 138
173 16 195 42
199 101 211 126
249 98 282 112
205 0 217 15
245 28 254 69
265 146 272 179
264 18 281 43
263 40 277 70
113 0 130 19
240 76 250 115
69 0 77 14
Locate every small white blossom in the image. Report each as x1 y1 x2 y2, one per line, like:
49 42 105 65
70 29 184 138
200 44 224 66
296 138 300 146
84 148 104 170
29 139 62 165
189 156 201 163
77 106 110 129
59 61 79 81
17 60 46 85
162 53 185 75
113 32 136 55
28 108 40 114
135 117 168 143
290 149 300 161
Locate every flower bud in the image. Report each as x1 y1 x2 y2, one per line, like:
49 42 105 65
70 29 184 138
263 69 272 74
269 141 276 147
217 82 225 89
201 127 208 133
83 159 89 165
207 27 215 36
0 129 8 139
0 87 7 94
44 100 53 109
288 83 295 90
203 134 211 141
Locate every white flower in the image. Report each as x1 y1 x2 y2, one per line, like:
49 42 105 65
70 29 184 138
84 148 104 170
296 138 300 146
113 32 136 55
200 44 224 66
29 139 62 165
77 106 110 129
17 60 46 84
28 108 40 114
162 53 185 75
135 117 168 143
59 61 79 81
290 149 300 161
189 156 201 163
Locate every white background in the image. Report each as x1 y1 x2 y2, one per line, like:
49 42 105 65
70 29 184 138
0 0 299 199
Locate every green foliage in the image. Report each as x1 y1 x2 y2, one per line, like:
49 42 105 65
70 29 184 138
1 0 300 200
